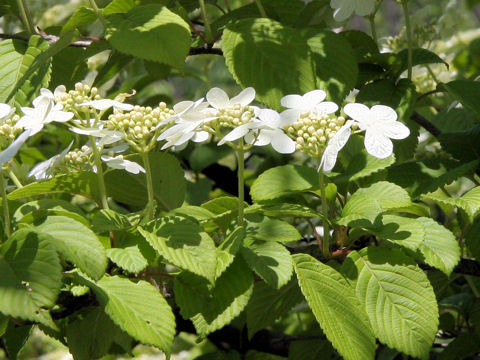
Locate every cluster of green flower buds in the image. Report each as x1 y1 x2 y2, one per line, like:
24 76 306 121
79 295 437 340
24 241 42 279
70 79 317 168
284 112 346 159
63 145 92 171
0 115 22 150
106 103 174 144
55 83 101 112
211 104 255 130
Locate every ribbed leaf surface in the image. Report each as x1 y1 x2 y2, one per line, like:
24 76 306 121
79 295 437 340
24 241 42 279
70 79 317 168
424 186 480 221
250 165 317 202
246 278 303 338
241 241 293 289
106 246 148 274
0 229 61 324
30 216 107 280
342 247 439 360
106 5 190 69
247 218 301 243
139 216 217 282
222 18 316 108
293 254 375 360
339 181 411 225
81 275 175 353
174 258 253 337
216 227 244 279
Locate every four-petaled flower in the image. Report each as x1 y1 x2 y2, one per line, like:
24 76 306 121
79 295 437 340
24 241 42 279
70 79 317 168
280 90 338 125
344 103 410 159
206 87 256 114
330 0 376 22
219 109 296 154
17 94 73 135
157 98 215 149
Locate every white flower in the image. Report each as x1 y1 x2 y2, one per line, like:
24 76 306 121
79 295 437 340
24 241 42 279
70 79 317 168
101 155 145 174
0 130 32 165
280 90 338 124
157 98 215 149
38 85 67 101
70 123 123 145
319 120 353 172
344 103 410 159
206 87 256 113
330 0 376 22
29 141 73 180
219 109 295 154
0 103 14 121
17 95 73 135
80 99 134 111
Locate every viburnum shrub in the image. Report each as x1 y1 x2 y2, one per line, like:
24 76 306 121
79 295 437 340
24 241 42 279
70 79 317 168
1 0 480 359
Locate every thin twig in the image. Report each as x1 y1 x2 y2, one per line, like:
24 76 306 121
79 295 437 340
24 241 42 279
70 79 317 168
411 111 442 137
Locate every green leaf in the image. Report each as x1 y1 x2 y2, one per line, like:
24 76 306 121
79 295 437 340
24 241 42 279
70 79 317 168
339 181 411 226
189 143 233 172
424 186 480 220
373 215 425 251
94 50 133 87
245 203 324 218
0 229 62 324
3 322 32 360
0 36 51 106
92 209 132 232
250 165 317 202
438 333 480 360
103 0 136 15
222 18 316 108
341 247 439 360
61 6 97 33
13 199 84 223
414 217 460 276
201 196 242 231
139 215 217 282
105 152 185 211
216 227 245 279
174 257 254 337
340 30 379 62
66 307 133 360
29 216 107 280
8 171 100 202
247 217 301 243
79 275 175 354
246 277 304 338
241 240 293 289
441 80 480 117
105 5 191 69
303 29 358 103
392 48 448 78
288 340 334 360
334 151 395 184
387 158 480 199
106 246 148 274
293 254 375 360
439 125 480 162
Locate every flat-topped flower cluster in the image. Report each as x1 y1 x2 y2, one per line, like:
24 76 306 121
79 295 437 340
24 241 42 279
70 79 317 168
0 84 410 179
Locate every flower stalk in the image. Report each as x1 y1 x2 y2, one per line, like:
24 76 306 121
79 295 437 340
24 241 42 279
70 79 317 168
141 152 155 221
237 139 245 227
0 171 10 238
254 0 268 17
318 169 330 258
401 0 413 80
16 0 34 35
89 136 109 209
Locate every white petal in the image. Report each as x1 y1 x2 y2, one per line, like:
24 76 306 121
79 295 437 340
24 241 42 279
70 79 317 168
280 109 301 125
48 109 74 123
314 101 338 115
301 90 327 109
281 94 302 109
249 131 271 146
230 87 255 106
364 129 393 159
80 99 133 111
39 88 54 99
192 131 210 143
28 158 52 180
0 129 32 165
343 103 371 124
206 88 230 109
173 100 195 114
355 0 375 16
381 121 410 140
270 131 296 154
329 120 352 151
332 0 355 21
0 103 14 120
218 124 251 145
54 85 66 98
258 109 281 128
371 105 398 122
320 145 338 172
